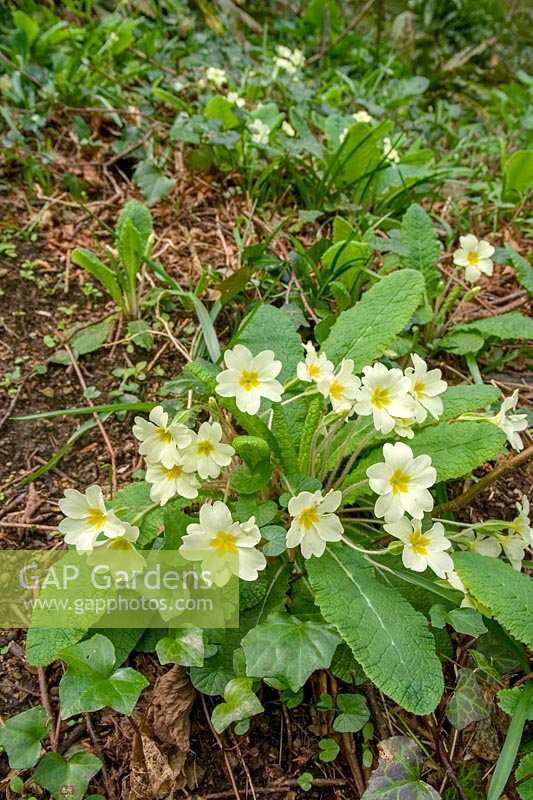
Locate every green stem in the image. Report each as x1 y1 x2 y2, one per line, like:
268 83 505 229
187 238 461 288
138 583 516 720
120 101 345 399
487 684 533 800
14 401 156 422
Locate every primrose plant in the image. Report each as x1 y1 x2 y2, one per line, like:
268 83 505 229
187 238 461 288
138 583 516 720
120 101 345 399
38 268 532 739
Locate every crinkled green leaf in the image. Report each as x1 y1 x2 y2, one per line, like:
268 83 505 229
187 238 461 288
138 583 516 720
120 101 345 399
451 311 533 343
506 247 533 295
446 668 490 730
25 627 86 667
400 203 441 298
454 552 533 649
307 545 443 714
440 384 500 422
0 705 50 769
211 677 263 733
233 304 303 383
516 752 533 800
323 270 424 368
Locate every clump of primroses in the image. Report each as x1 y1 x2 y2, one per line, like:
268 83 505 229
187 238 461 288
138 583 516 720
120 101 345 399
57 340 531 593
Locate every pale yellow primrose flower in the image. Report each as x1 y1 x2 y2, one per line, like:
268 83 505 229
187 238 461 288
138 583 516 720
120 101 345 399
353 362 415 434
281 120 295 137
182 421 234 480
404 353 447 423
353 110 372 123
287 490 343 559
133 406 192 468
179 501 266 586
510 495 532 546
58 485 136 553
317 358 360 413
215 345 283 416
227 92 245 107
145 457 200 506
297 341 334 385
249 119 270 145
274 45 305 74
383 137 400 163
453 234 494 283
489 390 528 451
205 66 227 87
384 518 453 578
367 442 436 522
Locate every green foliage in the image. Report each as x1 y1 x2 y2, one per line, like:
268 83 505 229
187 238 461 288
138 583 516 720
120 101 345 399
454 553 533 649
58 634 148 719
516 753 533 800
271 404 299 474
506 248 533 295
242 612 340 691
34 751 102 800
502 149 533 200
323 270 424 368
333 693 370 733
447 312 533 344
25 627 86 667
439 384 500 422
446 668 490 730
318 737 340 762
234 304 303 383
156 628 207 667
400 203 441 299
211 677 263 733
0 705 50 769
362 736 440 800
307 545 443 714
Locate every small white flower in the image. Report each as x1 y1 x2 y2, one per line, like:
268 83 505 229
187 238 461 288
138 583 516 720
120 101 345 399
58 485 131 552
463 529 502 558
281 120 295 137
353 362 415 434
383 137 400 163
404 353 447 423
206 66 227 87
317 358 360 413
393 416 417 439
249 118 270 145
215 345 283 415
489 390 528 451
453 234 495 283
133 406 192 468
182 421 234 480
274 45 305 74
510 495 532 546
227 91 245 107
179 501 266 586
385 518 453 578
287 490 343 559
353 110 372 123
367 442 436 522
297 342 334 385
501 535 526 571
145 457 200 506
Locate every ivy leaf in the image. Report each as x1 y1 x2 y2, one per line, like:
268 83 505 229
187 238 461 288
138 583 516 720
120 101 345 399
400 203 441 299
211 677 263 733
133 160 175 205
59 633 148 719
242 612 340 692
454 552 533 649
362 736 441 800
307 545 443 714
0 705 50 769
25 627 86 667
319 737 340 762
156 628 207 667
323 270 424 368
446 608 487 637
333 693 370 733
446 668 490 730
34 751 102 800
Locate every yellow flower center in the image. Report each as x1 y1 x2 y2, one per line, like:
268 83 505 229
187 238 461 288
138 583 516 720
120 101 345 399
209 530 238 553
239 370 260 392
371 386 390 409
87 507 106 530
389 468 411 495
165 465 183 480
298 505 320 530
308 363 320 380
467 251 479 266
408 528 430 556
329 380 344 401
197 439 214 456
157 428 173 444
414 380 426 400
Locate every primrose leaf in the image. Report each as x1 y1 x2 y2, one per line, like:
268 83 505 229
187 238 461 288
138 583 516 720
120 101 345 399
233 304 303 383
400 203 441 299
446 668 490 730
307 545 443 714
362 736 441 800
516 752 533 800
439 384 500 422
25 627 86 667
450 311 533 343
333 693 370 733
454 552 533 650
34 751 102 800
242 612 340 692
505 247 533 295
323 270 424 368
211 677 263 733
0 705 50 769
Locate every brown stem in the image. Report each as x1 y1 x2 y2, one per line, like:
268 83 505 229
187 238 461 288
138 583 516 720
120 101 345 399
434 443 533 515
